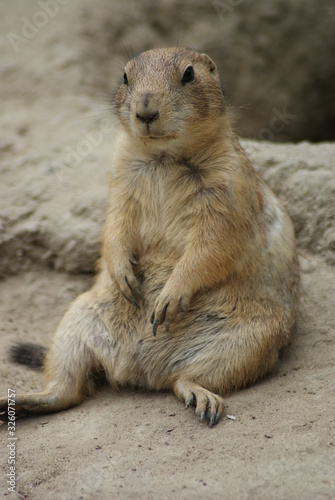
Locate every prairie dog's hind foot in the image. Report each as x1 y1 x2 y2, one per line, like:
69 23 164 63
174 379 225 427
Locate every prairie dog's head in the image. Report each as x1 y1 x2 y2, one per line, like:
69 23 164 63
115 47 225 144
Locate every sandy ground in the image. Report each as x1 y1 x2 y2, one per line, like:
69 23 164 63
1 257 334 499
1 1 335 499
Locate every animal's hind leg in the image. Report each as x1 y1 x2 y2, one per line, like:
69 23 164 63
0 290 109 419
173 379 225 427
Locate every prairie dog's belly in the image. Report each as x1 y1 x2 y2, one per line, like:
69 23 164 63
135 251 177 297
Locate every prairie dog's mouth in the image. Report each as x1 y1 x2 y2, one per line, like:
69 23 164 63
132 119 179 141
149 135 176 140
138 132 177 141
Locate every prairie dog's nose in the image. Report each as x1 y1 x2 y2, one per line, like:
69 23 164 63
135 94 159 124
136 110 159 124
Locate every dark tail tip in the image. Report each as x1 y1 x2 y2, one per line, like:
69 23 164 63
9 343 47 370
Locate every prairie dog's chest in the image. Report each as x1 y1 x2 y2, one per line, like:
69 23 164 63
129 159 197 254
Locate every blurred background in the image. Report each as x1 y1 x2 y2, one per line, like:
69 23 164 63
1 0 335 143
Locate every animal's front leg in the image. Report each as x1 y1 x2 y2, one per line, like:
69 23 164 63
107 252 142 309
150 274 192 335
150 247 207 335
103 194 141 309
150 227 238 335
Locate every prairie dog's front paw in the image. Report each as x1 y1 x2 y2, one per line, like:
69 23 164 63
150 285 191 336
113 260 141 309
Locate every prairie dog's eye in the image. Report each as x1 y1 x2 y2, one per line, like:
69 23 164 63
181 65 194 84
123 72 128 85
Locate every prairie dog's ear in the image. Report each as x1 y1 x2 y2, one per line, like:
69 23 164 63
200 53 217 72
200 53 219 80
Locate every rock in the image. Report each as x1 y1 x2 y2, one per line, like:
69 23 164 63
0 93 112 277
242 140 335 266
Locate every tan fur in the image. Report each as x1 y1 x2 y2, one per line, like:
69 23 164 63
0 48 300 426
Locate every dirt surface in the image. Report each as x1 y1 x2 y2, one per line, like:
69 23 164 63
1 2 335 499
1 259 335 499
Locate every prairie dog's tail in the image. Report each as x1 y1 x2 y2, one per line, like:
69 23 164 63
9 343 47 370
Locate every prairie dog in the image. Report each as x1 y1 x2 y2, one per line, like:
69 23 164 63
0 47 300 426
